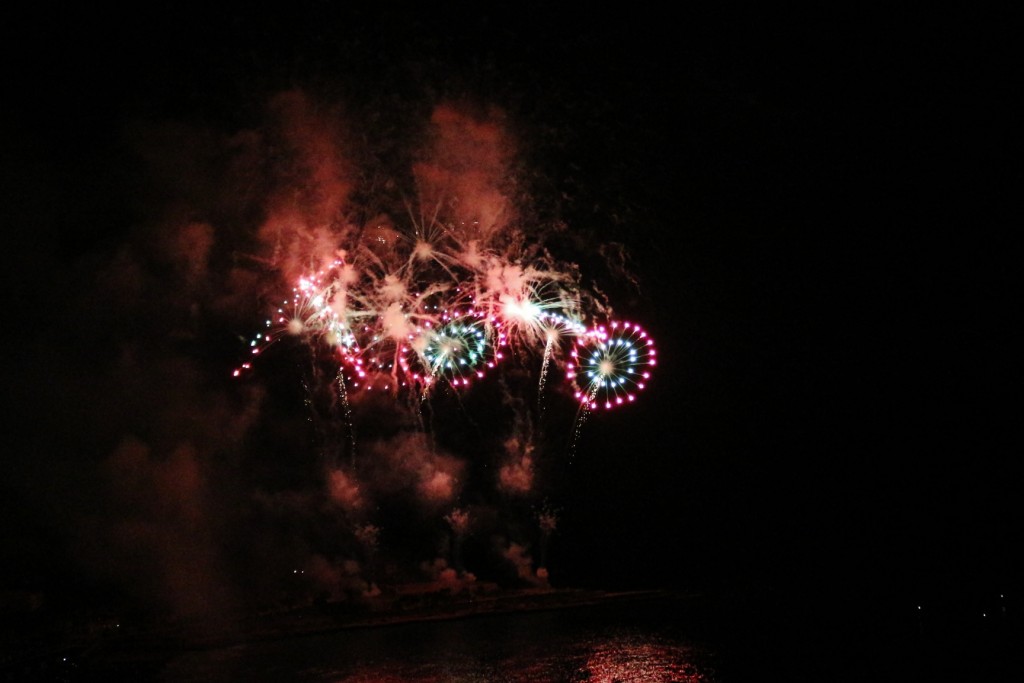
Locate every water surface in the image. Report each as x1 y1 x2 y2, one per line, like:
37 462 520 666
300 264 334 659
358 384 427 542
159 593 721 682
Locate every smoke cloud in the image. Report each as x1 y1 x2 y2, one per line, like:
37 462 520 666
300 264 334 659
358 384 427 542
4 82 637 632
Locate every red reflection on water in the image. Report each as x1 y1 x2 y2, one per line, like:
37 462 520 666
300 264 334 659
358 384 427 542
579 639 711 682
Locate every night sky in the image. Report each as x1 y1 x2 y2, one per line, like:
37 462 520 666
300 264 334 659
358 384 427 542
2 3 1020 673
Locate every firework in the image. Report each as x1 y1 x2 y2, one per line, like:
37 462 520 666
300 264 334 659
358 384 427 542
233 197 656 446
413 309 505 388
232 257 358 378
567 320 656 410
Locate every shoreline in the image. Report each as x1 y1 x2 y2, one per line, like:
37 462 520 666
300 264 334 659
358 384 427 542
2 587 703 678
160 586 697 651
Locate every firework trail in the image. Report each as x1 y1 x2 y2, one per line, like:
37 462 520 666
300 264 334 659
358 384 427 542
335 367 356 463
536 312 587 416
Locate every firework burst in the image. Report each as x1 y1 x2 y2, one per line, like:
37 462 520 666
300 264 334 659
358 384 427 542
567 320 656 411
232 107 656 456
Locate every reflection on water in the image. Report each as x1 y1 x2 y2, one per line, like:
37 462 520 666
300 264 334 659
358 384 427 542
159 594 719 682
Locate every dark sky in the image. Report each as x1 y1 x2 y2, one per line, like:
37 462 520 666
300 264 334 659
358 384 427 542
1 2 1019 646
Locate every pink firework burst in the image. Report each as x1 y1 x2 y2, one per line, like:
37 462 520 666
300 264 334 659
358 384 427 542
567 320 656 410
